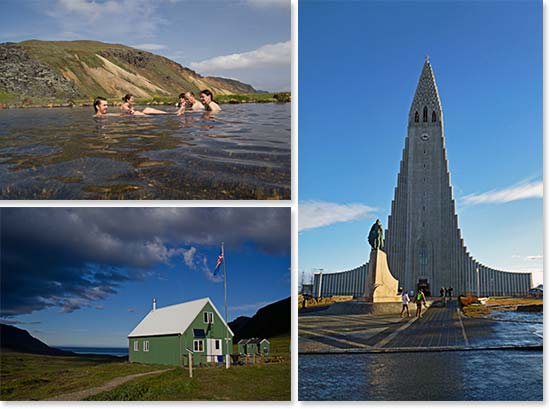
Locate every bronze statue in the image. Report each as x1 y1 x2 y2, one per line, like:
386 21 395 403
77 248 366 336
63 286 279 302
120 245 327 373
368 219 384 250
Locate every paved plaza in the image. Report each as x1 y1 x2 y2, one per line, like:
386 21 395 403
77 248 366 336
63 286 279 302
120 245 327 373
299 300 542 353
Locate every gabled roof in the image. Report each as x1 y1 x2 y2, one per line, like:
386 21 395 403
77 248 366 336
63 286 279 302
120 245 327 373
128 297 234 338
240 337 270 345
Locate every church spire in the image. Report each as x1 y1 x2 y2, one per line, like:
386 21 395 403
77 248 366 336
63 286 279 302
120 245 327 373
408 58 442 125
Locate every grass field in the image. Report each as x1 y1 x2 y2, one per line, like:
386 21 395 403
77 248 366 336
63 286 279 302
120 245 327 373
0 335 290 401
87 334 290 401
462 297 543 318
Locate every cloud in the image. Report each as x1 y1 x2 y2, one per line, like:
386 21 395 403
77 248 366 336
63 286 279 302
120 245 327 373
0 319 41 325
190 41 290 72
131 43 167 51
299 201 375 232
1 208 289 317
461 180 542 205
513 255 543 261
246 0 289 8
183 247 197 269
46 0 166 41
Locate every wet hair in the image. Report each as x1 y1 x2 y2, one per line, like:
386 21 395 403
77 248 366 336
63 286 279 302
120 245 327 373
179 93 186 99
201 89 214 100
122 94 133 103
94 96 107 113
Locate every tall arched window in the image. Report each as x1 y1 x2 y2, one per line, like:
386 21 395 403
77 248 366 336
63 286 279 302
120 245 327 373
414 112 419 123
422 106 428 122
432 111 436 122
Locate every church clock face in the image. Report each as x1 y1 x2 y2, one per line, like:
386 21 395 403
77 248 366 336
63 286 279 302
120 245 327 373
420 133 430 141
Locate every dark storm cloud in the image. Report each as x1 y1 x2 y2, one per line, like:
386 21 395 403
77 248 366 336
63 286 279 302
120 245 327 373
0 208 290 317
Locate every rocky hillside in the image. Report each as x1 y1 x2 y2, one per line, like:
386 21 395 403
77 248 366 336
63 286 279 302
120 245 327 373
0 40 256 101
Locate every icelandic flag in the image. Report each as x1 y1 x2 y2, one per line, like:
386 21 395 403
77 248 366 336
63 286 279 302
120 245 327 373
214 248 224 274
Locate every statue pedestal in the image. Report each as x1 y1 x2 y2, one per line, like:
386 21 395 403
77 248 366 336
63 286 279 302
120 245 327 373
362 249 401 303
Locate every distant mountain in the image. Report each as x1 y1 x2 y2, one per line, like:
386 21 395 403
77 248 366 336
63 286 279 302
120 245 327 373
0 40 256 101
0 324 75 356
229 297 290 342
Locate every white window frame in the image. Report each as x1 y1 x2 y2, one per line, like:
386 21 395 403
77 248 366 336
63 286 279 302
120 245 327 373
203 311 214 324
193 339 204 352
143 340 149 352
133 340 139 351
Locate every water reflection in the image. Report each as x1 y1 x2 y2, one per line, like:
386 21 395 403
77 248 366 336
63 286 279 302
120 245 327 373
299 350 542 400
0 104 290 199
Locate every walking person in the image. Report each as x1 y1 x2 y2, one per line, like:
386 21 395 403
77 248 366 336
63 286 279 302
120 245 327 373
415 288 427 318
400 288 410 318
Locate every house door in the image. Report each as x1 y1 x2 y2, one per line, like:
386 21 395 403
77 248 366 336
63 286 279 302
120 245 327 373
207 338 222 362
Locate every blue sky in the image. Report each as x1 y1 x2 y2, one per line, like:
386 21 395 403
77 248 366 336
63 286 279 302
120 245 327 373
298 1 542 286
0 0 290 91
1 208 290 348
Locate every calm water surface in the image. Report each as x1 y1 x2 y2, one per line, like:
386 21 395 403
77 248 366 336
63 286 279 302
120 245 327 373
55 346 128 357
0 104 290 199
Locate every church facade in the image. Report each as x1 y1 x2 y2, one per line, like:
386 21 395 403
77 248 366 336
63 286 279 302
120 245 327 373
313 60 532 297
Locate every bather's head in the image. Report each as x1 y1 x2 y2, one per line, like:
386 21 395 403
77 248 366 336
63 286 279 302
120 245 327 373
200 89 214 104
122 94 134 104
184 91 197 103
94 96 108 115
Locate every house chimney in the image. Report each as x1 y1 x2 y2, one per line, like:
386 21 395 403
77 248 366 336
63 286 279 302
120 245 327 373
153 298 157 311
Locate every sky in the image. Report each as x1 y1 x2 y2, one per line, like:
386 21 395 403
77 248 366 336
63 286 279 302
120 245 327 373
0 208 290 348
0 0 291 91
298 1 543 286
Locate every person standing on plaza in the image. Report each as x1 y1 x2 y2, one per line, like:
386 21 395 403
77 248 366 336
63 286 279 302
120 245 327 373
400 288 410 318
416 288 427 318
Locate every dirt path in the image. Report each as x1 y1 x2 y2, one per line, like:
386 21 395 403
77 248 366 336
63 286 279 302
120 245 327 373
45 368 172 401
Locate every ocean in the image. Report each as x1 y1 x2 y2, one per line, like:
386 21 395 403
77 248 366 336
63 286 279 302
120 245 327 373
55 346 128 357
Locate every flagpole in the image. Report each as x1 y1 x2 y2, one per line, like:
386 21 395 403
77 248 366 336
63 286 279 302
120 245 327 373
223 242 229 369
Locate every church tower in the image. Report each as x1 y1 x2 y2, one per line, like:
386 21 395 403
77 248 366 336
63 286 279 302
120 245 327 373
312 59 532 299
385 58 531 295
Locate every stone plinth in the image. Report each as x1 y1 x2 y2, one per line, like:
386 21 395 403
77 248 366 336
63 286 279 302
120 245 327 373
363 249 401 303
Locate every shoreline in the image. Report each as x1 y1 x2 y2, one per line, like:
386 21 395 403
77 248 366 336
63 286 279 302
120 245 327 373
0 92 291 110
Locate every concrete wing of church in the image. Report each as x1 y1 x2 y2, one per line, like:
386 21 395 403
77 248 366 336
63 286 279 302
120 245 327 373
313 59 532 298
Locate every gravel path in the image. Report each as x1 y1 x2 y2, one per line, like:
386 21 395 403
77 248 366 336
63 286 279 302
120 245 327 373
45 368 172 401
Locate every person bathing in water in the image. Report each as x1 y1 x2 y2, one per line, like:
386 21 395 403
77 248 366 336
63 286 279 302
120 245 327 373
176 91 205 115
94 96 118 117
200 89 221 112
120 94 169 115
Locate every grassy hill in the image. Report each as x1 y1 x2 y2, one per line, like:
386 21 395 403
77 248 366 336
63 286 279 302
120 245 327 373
0 40 258 103
0 324 75 356
229 297 290 342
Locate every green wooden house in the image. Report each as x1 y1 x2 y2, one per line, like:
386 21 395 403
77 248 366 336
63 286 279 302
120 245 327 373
128 297 234 366
237 338 270 356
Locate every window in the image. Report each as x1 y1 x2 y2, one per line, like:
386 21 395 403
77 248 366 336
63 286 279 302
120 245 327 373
143 340 149 352
193 339 204 352
193 328 206 338
203 311 214 324
215 339 221 349
423 106 428 122
414 111 419 123
432 111 437 122
133 340 139 351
